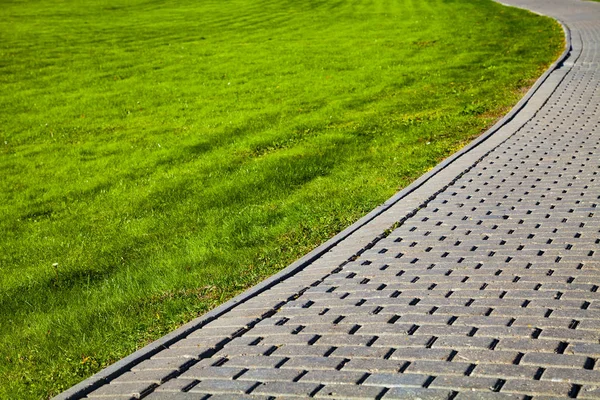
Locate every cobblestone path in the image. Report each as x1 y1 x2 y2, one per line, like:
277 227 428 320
58 0 600 398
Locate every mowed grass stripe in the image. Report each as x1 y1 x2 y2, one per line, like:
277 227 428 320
0 0 562 397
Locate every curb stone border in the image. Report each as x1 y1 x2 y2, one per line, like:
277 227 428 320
54 7 572 400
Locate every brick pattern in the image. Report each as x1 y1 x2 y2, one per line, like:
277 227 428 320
80 0 600 399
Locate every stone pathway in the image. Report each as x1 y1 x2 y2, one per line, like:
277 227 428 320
57 0 600 398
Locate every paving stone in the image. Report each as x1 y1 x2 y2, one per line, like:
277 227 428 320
370 335 432 348
541 367 600 384
223 355 288 369
151 347 212 360
500 379 574 397
112 370 178 384
300 369 368 384
388 348 452 361
187 379 256 394
521 352 589 369
495 338 562 353
429 375 500 391
413 325 477 336
250 381 321 397
131 358 192 372
259 333 318 346
472 364 539 380
383 387 453 399
169 338 221 350
280 356 345 370
454 392 525 400
330 346 392 359
579 385 600 399
153 378 198 392
179 366 245 380
213 344 274 358
86 382 158 398
362 372 430 387
187 327 244 339
208 394 271 400
343 358 409 373
405 360 472 376
314 384 386 399
236 367 304 382
432 336 496 350
565 342 600 357
144 393 208 400
454 350 519 364
355 323 417 336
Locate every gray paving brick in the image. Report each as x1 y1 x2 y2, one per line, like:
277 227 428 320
405 360 472 376
213 344 274 358
224 355 288 369
169 338 219 350
432 336 496 350
413 325 476 336
454 392 525 400
243 325 304 337
144 393 208 400
300 370 367 385
512 317 575 330
187 327 243 339
86 382 157 398
150 346 212 360
566 342 600 357
343 358 409 373
429 375 499 391
250 381 321 397
316 334 377 346
259 333 318 346
454 350 519 364
388 348 452 361
383 387 453 399
208 394 271 400
521 352 589 369
224 336 266 347
355 323 416 336
236 367 304 382
369 335 432 348
271 344 332 357
179 366 245 380
579 385 600 399
187 379 256 394
280 356 344 370
542 367 600 384
330 346 392 359
475 326 536 338
153 378 198 392
362 372 430 387
495 338 562 353
314 384 386 399
472 364 539 380
112 370 177 384
458 315 527 329
501 379 574 397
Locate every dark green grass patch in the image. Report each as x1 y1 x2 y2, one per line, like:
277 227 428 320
0 0 562 397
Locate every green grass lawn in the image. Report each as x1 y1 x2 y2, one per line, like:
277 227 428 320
0 0 562 397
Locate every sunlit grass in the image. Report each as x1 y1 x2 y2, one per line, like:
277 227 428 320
0 0 563 397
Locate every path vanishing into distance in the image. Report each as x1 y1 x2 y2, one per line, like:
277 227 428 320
58 0 600 398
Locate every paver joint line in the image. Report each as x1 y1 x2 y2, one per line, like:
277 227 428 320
55 0 600 398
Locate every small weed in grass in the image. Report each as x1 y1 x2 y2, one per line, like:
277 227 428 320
0 0 562 397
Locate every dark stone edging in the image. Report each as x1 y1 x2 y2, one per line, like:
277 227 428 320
54 10 572 400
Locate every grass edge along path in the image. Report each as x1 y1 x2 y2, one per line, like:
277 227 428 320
0 0 563 398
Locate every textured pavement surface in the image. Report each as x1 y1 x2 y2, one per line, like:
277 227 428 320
59 0 600 398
